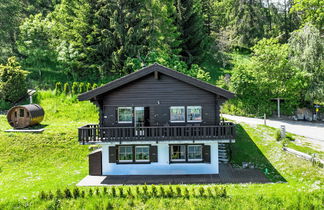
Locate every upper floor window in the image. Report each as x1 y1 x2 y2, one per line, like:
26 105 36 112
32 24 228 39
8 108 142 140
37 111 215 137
170 106 185 122
187 106 202 122
118 107 132 123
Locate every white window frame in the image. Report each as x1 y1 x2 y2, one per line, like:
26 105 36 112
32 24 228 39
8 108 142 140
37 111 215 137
135 146 150 162
117 107 133 124
187 145 203 162
118 146 133 163
170 106 185 123
170 145 186 161
187 106 202 122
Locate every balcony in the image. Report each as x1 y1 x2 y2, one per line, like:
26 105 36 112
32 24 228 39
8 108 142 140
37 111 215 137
78 123 236 144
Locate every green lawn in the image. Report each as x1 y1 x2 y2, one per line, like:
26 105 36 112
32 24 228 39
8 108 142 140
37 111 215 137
0 91 323 208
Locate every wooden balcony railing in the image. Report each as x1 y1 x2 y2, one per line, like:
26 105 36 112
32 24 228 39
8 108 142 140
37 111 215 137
78 123 235 144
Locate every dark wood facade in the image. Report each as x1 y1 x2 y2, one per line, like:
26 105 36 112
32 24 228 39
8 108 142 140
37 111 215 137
78 64 235 144
102 73 224 127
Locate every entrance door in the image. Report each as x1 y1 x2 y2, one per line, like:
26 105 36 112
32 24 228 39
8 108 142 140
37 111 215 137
134 107 149 136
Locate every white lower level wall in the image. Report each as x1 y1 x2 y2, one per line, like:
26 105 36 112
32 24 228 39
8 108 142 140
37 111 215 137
101 142 219 175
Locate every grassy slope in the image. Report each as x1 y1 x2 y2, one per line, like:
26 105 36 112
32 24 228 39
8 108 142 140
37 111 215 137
0 91 323 208
0 91 98 203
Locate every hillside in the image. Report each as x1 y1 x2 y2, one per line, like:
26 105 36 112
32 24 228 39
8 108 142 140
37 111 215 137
0 91 323 208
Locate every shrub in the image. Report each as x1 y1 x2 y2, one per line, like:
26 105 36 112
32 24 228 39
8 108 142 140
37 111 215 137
142 185 148 195
175 186 181 197
55 82 62 95
275 129 281 141
118 187 124 197
71 82 79 95
111 186 116 197
135 186 140 197
207 187 213 197
103 187 108 195
127 187 133 198
64 188 72 199
81 190 85 198
63 83 70 95
167 186 174 197
73 188 80 198
48 191 54 200
92 83 98 90
95 188 100 196
56 189 63 199
88 188 93 197
151 185 157 197
198 187 205 197
78 82 85 93
86 83 92 92
39 191 47 200
0 57 28 103
159 186 165 197
183 187 190 198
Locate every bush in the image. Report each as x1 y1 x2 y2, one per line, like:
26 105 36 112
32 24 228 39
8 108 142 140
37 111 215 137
0 57 28 103
183 187 190 198
64 188 72 199
73 188 80 198
63 83 70 95
111 186 116 197
56 189 64 199
175 186 181 197
86 83 92 92
198 187 205 197
118 187 124 197
159 186 165 197
151 185 157 197
55 82 62 94
39 191 47 200
275 129 281 141
71 82 79 95
79 82 85 93
92 83 98 90
88 188 93 197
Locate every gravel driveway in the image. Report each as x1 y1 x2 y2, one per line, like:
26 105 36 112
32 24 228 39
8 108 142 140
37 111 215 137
223 114 324 151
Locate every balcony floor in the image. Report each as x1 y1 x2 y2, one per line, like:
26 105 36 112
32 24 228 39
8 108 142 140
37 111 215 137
77 164 269 186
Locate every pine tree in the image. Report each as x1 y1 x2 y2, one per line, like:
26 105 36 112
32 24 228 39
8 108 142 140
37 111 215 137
175 0 207 65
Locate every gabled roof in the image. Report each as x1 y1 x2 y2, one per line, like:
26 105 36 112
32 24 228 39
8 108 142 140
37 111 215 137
78 63 235 101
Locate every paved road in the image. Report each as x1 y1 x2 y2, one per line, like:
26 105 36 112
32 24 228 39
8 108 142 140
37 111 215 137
223 114 324 150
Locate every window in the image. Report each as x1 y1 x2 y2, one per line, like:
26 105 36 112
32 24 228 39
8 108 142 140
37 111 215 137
170 145 203 163
135 146 150 162
19 109 24 117
187 145 202 161
187 106 202 122
170 106 185 122
171 145 186 161
118 146 133 162
118 107 132 123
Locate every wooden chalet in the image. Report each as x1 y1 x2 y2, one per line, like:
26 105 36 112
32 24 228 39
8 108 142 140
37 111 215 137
78 63 235 176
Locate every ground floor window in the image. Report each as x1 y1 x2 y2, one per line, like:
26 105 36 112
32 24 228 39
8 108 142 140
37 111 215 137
117 145 150 163
118 146 133 162
170 144 203 163
135 146 150 162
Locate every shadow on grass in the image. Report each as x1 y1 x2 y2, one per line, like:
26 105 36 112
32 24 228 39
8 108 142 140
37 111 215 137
230 124 286 182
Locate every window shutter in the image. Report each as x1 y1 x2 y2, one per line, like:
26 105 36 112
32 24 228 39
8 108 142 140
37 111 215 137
109 146 116 163
203 145 211 163
150 146 158 162
115 107 118 123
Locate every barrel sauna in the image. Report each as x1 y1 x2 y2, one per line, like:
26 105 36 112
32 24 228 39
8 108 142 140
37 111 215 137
7 104 45 128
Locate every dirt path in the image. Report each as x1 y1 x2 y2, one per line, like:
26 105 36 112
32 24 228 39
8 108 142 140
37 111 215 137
223 114 324 151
